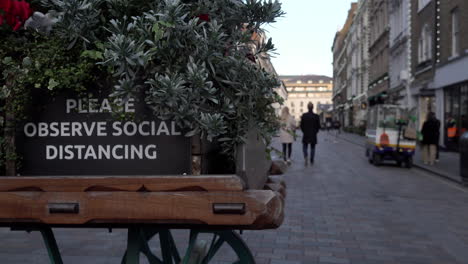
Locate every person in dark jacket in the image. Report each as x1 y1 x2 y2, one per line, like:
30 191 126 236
421 112 440 165
300 102 321 166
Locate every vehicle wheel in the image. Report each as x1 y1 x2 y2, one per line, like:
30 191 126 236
122 228 256 264
372 153 381 166
396 160 402 167
405 157 413 169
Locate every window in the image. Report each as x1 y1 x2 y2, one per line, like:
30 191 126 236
418 0 431 11
418 24 432 63
300 101 304 107
319 80 324 84
451 8 460 57
296 80 302 84
307 80 313 84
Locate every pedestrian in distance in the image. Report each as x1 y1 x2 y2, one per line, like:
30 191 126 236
300 102 321 166
279 107 296 164
421 112 440 165
326 119 332 133
333 119 341 134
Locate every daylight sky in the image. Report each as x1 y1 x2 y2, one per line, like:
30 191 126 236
265 0 356 77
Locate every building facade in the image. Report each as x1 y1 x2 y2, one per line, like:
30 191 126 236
332 3 358 128
410 0 437 131
368 0 390 101
433 0 468 150
279 75 333 122
348 0 370 128
388 0 413 108
253 32 288 116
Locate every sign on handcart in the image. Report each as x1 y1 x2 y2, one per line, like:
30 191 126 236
16 92 191 176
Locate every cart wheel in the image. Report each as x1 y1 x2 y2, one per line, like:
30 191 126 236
372 153 381 166
405 157 413 169
367 149 373 164
122 228 256 264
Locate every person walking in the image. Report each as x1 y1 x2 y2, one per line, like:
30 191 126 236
279 107 296 164
300 102 321 166
421 112 440 165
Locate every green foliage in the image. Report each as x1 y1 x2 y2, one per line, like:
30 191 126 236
1 0 284 164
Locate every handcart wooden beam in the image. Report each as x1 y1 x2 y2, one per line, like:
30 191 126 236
0 175 245 192
0 190 283 229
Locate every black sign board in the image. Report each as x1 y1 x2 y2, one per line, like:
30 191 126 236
16 91 191 176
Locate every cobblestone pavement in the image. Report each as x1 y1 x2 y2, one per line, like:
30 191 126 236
1 133 468 264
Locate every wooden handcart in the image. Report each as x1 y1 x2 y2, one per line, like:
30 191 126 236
0 174 285 263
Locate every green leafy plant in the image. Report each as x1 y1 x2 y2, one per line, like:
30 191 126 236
0 0 284 173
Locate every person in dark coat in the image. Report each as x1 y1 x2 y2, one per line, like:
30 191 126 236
421 112 440 165
300 102 321 166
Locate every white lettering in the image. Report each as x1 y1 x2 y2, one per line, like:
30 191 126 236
123 122 137 136
139 121 150 136
60 122 70 136
75 145 85 159
66 99 77 113
125 98 135 113
71 122 83 136
38 122 48 137
49 122 59 137
112 122 123 136
64 145 74 160
98 145 111 159
100 99 112 113
145 145 157 159
46 145 58 160
112 145 124 160
88 98 99 113
157 122 170 135
78 99 86 113
97 122 107 136
83 122 96 136
24 123 36 137
84 145 97 160
171 121 181 136
130 145 143 159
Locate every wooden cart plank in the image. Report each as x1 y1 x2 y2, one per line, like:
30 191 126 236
0 190 283 229
0 175 245 192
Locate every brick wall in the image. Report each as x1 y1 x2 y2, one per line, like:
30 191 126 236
438 0 468 64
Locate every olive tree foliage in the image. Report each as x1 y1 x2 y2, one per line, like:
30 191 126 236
39 0 284 156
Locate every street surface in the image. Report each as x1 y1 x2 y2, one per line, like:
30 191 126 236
1 132 468 264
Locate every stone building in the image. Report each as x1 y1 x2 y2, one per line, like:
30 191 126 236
433 0 468 150
388 0 413 108
252 32 288 116
332 3 358 128
347 0 370 128
410 0 437 130
279 75 333 122
368 0 390 102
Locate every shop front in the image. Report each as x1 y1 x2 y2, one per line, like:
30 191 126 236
444 82 468 151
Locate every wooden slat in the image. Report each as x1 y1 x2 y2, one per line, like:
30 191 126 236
0 175 245 192
0 190 283 229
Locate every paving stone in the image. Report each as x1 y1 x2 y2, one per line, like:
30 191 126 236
1 134 468 263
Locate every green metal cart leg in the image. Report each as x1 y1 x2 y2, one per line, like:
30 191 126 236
122 228 255 264
39 227 64 264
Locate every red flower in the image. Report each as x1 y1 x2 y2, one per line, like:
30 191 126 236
0 0 13 11
0 0 32 31
197 14 210 22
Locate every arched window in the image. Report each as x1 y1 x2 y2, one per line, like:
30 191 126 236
418 24 432 63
